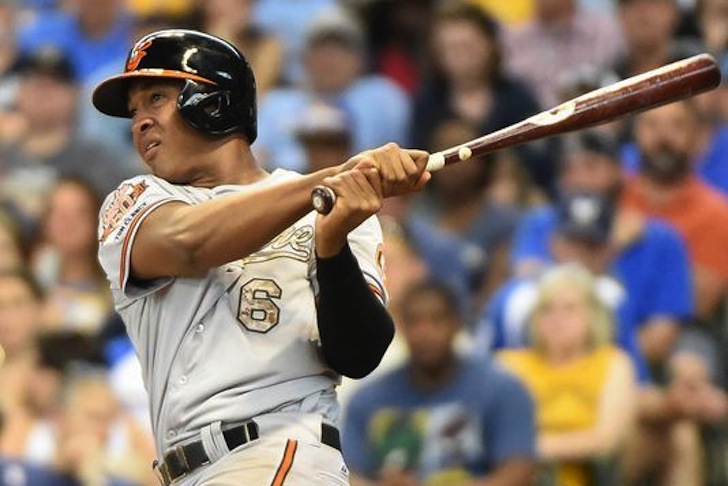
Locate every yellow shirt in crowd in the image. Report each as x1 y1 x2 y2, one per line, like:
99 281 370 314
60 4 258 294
498 346 620 486
471 0 534 25
126 0 195 17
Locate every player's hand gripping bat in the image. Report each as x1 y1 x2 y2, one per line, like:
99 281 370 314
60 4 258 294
311 53 721 214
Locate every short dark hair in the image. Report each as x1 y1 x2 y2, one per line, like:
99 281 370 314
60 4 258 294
560 130 621 162
399 279 462 322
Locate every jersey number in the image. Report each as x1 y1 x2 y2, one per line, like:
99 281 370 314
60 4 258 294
237 279 283 333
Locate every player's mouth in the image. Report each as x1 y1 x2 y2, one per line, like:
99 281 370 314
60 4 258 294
143 140 161 159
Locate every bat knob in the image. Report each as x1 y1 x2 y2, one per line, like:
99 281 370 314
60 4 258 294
312 185 336 214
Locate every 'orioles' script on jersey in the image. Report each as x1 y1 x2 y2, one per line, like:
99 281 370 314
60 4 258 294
98 170 387 454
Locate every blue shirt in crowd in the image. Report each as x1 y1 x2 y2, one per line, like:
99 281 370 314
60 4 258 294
342 357 536 483
511 205 693 324
18 11 132 82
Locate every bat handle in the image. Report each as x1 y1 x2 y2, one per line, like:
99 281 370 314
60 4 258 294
311 185 336 215
311 152 447 214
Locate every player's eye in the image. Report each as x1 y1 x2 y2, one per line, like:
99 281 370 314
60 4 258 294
150 92 165 105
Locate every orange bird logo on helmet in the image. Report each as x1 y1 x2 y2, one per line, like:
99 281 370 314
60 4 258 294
127 39 153 71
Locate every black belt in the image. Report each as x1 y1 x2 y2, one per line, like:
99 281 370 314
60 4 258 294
153 421 341 485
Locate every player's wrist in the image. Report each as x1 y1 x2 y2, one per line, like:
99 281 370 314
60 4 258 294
315 228 348 259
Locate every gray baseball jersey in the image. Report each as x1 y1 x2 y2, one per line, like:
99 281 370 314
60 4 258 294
97 169 387 454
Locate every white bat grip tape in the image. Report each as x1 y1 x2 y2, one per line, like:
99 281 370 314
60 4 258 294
426 152 446 172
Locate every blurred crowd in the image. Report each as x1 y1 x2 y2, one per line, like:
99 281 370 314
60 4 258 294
1 0 728 485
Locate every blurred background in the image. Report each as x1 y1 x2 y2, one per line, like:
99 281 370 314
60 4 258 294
1 0 728 485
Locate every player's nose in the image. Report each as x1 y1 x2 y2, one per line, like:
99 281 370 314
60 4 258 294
133 117 154 134
135 118 152 133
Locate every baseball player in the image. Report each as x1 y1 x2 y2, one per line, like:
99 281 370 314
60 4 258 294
91 29 430 485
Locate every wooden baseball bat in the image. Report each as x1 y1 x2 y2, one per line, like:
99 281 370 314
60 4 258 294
311 53 721 214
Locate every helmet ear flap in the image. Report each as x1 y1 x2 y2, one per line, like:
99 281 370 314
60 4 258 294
177 80 240 136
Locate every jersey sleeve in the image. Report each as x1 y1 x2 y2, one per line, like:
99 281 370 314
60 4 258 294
97 175 188 303
347 215 388 306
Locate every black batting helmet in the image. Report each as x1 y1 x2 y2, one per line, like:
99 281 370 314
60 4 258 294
92 29 257 141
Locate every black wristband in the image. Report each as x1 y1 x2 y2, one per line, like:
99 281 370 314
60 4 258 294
316 243 394 378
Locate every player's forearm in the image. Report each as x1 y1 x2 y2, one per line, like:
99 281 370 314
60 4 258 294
164 168 339 272
316 244 394 379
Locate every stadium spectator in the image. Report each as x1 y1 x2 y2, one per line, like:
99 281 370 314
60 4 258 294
343 279 537 486
0 47 135 238
510 131 693 377
0 270 43 458
618 98 728 484
11 331 106 464
613 0 701 79
30 179 111 334
412 2 554 192
197 0 284 98
16 0 133 83
355 0 435 95
50 369 154 486
256 9 410 172
294 101 354 173
504 0 624 107
498 264 638 486
621 99 728 321
0 409 78 486
696 0 728 57
478 192 653 384
406 118 521 314
251 0 339 84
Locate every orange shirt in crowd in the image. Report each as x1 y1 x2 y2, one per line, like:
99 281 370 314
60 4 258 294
621 176 728 280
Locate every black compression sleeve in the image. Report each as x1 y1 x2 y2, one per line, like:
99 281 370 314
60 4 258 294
316 243 394 379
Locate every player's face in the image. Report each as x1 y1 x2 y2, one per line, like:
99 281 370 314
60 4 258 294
128 79 215 183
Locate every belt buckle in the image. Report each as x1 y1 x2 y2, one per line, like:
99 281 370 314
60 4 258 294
168 444 189 483
173 444 190 474
155 445 190 486
153 459 172 486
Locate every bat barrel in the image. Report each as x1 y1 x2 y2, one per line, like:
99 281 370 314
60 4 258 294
434 53 721 169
